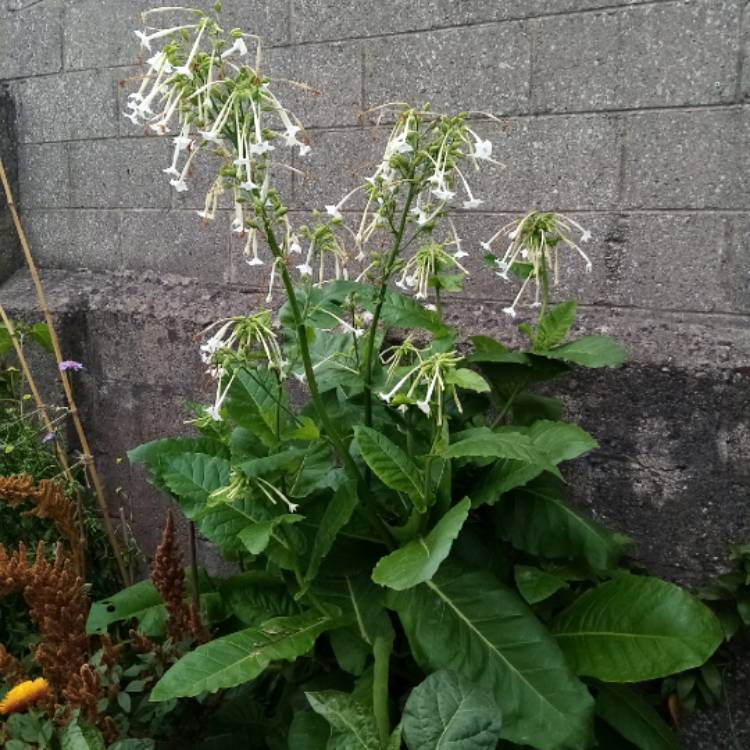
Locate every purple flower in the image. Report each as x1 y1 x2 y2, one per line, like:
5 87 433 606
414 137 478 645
59 360 83 372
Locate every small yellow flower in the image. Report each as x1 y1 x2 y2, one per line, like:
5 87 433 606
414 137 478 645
0 678 49 715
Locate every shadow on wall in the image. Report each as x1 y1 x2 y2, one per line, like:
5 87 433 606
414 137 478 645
0 84 21 282
561 364 750 588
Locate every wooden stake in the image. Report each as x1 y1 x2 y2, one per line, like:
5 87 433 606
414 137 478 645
0 157 131 586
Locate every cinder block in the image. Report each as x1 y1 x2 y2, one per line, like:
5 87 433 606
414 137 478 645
69 137 171 209
742 4 750 101
118 208 232 279
470 114 620 210
726 216 750 314
622 109 749 209
291 126 385 210
214 0 290 45
609 212 731 313
531 11 620 113
64 0 143 71
364 23 531 116
17 142 70 209
267 41 362 129
21 208 121 270
616 0 739 108
0 0 62 79
532 1 739 111
291 0 502 44
289 0 654 44
15 69 119 143
87 310 207 390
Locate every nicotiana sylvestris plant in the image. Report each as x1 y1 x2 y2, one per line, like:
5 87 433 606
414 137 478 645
95 5 725 749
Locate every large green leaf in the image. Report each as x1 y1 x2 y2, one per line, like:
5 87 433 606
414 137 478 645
306 691 380 750
552 575 723 682
541 335 626 368
288 711 331 749
191 500 256 556
226 367 285 447
595 684 682 750
496 478 630 573
238 514 302 555
161 453 231 517
444 428 558 475
470 421 597 506
402 670 503 750
372 498 470 590
306 481 359 581
217 572 299 626
533 301 578 350
128 437 228 491
87 571 213 636
380 288 450 336
151 609 335 700
354 426 426 508
388 563 594 750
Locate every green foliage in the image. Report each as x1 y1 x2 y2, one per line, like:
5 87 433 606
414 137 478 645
552 576 723 681
402 670 503 750
100 43 721 746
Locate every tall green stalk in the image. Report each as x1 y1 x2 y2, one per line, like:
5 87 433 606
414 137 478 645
362 178 418 428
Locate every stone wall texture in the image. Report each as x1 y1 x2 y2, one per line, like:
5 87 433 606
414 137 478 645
0 1 748 745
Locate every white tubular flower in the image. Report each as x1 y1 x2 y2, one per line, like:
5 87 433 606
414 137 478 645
325 204 342 220
231 193 245 234
243 230 264 266
197 176 223 221
172 123 192 151
173 19 206 78
473 137 493 161
431 185 455 202
135 24 196 51
296 262 313 277
169 143 198 192
221 37 248 59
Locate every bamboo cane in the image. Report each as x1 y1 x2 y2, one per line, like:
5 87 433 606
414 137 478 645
0 304 88 579
0 157 131 586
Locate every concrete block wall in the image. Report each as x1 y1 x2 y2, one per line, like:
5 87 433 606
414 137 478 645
0 2 749 744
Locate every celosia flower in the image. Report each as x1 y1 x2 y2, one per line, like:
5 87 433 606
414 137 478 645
0 678 49 715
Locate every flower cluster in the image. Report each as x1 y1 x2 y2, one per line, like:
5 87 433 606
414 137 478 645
198 310 284 420
322 107 502 304
481 211 593 317
124 6 308 282
379 341 465 424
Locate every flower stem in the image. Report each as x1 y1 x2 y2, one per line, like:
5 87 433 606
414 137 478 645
261 212 393 546
362 178 418 428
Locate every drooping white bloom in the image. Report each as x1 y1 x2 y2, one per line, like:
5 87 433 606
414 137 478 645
221 37 248 59
473 137 493 161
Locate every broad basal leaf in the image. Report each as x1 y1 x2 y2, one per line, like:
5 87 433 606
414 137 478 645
354 426 426 508
403 670 503 750
372 498 470 590
388 562 594 750
595 684 682 750
496 477 630 573
306 691 380 750
552 575 723 682
288 711 331 750
218 572 299 626
151 610 335 700
542 335 626 368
